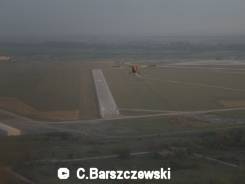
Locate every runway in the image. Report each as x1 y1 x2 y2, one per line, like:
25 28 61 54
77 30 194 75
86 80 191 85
92 69 120 118
0 121 21 136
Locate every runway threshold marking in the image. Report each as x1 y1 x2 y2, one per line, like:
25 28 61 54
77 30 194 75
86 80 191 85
0 121 21 136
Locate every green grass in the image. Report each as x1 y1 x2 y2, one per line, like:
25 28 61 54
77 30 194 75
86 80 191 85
102 116 217 136
13 152 244 184
1 127 245 183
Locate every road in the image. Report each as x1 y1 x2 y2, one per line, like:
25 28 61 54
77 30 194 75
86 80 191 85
158 64 245 74
142 76 245 93
0 107 245 138
34 151 151 164
194 153 239 168
166 80 245 92
32 151 239 169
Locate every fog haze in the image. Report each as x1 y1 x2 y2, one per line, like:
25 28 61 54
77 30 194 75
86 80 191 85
0 0 245 41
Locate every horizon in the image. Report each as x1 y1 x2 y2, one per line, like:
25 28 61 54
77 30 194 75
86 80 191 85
1 0 245 42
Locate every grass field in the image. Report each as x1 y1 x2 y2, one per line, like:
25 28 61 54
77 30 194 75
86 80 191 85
0 60 245 120
104 66 245 111
1 44 245 183
1 126 245 184
0 61 101 120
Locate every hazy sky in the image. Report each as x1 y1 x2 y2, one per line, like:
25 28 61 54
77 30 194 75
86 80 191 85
0 0 245 41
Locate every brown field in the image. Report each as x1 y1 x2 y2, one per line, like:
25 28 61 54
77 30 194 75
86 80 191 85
104 66 245 111
1 60 245 183
220 100 245 108
0 61 103 120
0 60 245 121
0 97 80 121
